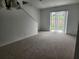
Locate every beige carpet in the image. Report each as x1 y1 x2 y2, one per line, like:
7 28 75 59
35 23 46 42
0 32 76 59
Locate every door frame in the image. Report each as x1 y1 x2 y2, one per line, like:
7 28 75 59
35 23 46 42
50 11 68 33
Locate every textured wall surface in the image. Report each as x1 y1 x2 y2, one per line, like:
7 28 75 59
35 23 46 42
0 7 39 47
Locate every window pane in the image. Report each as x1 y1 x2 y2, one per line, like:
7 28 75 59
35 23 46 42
50 15 55 30
57 15 64 30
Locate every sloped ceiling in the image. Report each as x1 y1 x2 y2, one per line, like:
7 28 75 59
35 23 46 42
21 0 79 9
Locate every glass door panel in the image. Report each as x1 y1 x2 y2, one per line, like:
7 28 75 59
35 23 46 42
50 11 68 33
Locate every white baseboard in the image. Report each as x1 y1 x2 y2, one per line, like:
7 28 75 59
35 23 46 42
0 33 38 47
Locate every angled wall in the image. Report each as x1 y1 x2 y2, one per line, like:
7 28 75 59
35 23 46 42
0 5 40 47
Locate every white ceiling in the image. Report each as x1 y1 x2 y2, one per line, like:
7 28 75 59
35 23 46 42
23 0 79 9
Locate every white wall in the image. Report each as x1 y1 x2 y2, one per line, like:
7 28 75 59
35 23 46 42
23 5 40 30
0 5 40 47
40 4 79 35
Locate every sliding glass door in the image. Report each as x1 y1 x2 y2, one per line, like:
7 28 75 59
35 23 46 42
50 11 68 33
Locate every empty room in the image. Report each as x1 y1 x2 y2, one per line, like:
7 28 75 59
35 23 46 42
0 0 79 59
